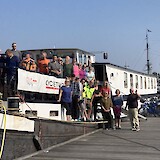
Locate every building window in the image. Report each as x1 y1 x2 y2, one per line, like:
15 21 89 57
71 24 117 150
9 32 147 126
124 72 128 88
135 75 138 89
130 74 133 88
140 76 143 89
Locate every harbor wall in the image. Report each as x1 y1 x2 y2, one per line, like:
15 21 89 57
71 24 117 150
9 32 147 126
0 118 98 160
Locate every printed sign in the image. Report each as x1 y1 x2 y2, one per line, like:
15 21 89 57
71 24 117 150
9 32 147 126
17 69 65 94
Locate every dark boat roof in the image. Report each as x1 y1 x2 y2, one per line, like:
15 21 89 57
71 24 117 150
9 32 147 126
93 62 156 78
21 48 95 56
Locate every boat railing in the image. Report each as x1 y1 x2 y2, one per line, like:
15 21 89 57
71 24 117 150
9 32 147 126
0 67 64 102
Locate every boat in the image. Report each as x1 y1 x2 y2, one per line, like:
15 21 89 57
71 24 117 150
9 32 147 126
93 62 157 97
0 47 157 159
0 48 98 160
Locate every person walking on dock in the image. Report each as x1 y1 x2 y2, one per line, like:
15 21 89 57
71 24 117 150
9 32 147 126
126 89 140 131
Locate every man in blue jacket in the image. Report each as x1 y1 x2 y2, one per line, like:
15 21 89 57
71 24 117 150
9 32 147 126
5 49 19 96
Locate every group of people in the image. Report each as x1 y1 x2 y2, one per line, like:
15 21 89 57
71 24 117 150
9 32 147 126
58 76 141 131
13 43 95 81
57 76 125 130
0 43 95 96
0 43 141 131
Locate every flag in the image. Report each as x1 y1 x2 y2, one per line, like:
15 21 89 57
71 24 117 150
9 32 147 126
147 29 152 32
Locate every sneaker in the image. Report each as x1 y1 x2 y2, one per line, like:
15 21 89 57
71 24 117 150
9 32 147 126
81 118 85 122
112 127 116 130
132 128 136 131
136 128 140 132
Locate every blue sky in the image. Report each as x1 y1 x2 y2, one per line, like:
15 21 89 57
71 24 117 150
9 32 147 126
1 0 160 73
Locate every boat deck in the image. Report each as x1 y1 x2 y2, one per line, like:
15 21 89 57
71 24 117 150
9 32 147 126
16 117 160 160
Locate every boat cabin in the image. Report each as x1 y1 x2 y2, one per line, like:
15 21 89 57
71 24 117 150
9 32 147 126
93 63 157 96
21 48 95 65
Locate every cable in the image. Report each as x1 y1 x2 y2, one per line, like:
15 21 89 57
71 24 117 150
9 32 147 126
0 101 7 159
17 92 33 113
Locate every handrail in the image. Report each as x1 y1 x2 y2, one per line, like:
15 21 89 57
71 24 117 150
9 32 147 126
0 100 7 159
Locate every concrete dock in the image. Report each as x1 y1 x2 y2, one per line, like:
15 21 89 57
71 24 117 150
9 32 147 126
16 117 160 160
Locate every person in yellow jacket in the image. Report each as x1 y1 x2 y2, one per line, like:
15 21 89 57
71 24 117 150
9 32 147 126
83 80 95 120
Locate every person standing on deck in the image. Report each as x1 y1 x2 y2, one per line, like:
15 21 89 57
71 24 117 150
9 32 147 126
48 56 61 77
70 75 80 120
72 58 79 78
100 81 111 98
11 42 22 60
79 78 88 121
86 66 95 82
112 89 123 129
57 57 64 78
91 83 102 121
83 81 95 121
58 79 72 121
38 51 50 75
20 52 37 72
63 56 73 78
126 88 140 131
79 64 86 80
101 91 113 130
5 49 19 96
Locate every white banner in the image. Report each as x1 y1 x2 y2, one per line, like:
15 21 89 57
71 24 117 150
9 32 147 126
18 69 65 94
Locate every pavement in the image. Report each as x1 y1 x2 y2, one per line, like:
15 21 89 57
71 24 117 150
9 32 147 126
16 117 160 160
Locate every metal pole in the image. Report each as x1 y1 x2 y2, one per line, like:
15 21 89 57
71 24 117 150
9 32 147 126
146 32 150 74
146 29 152 74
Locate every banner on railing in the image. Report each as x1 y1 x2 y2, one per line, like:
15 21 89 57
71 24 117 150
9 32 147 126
17 69 65 94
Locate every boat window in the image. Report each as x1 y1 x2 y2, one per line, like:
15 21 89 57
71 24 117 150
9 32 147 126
151 78 153 89
50 111 58 116
110 73 114 78
144 77 147 89
124 72 128 88
140 76 143 89
135 75 138 89
78 54 82 64
148 78 150 89
154 78 157 89
84 55 87 64
25 110 37 116
130 74 133 88
82 54 84 64
94 64 107 82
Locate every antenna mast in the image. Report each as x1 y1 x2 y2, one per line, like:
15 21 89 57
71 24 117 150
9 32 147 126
146 29 151 74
